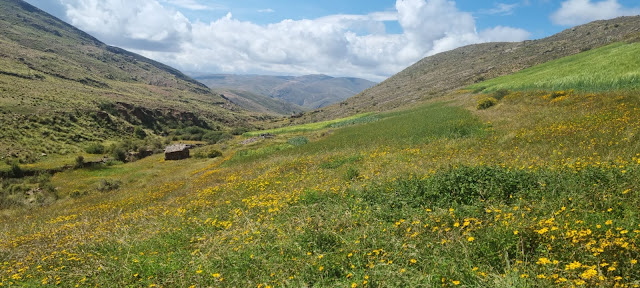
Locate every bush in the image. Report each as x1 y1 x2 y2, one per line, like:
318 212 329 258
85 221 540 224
203 131 232 144
9 162 23 178
75 155 85 168
97 179 122 192
194 148 222 159
134 126 147 139
477 97 498 110
231 127 250 135
85 143 105 154
111 146 127 162
491 89 511 100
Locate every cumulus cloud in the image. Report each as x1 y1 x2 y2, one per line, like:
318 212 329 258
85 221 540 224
59 0 532 81
61 0 192 51
551 0 640 26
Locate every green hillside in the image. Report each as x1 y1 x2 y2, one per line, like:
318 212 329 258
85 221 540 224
0 0 255 166
469 42 640 93
303 16 640 122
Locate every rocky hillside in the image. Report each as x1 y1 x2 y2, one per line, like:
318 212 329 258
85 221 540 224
0 0 256 162
302 16 640 122
195 74 376 110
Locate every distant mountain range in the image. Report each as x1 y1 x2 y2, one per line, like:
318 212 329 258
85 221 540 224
194 74 376 113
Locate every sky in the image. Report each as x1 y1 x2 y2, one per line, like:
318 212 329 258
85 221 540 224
23 0 640 82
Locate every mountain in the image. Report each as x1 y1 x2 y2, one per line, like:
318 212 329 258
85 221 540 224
0 0 255 162
195 74 377 110
301 16 640 122
218 89 305 115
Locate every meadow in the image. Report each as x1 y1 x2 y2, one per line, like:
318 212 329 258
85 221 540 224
468 42 640 93
1 85 639 287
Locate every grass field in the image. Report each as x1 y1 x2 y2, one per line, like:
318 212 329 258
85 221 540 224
2 87 640 287
468 42 640 93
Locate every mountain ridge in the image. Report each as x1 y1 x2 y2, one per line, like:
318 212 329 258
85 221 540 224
0 0 255 162
300 15 640 122
195 74 377 110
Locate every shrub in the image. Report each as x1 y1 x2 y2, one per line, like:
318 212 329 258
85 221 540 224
111 146 127 162
134 126 147 139
477 97 498 110
9 162 23 178
85 143 105 154
194 148 222 159
75 155 85 168
491 89 511 100
97 179 122 192
203 131 232 144
231 127 250 135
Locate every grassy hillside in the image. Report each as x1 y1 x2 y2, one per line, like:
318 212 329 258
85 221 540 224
301 16 640 122
197 74 377 110
469 42 640 93
0 0 256 164
2 85 640 286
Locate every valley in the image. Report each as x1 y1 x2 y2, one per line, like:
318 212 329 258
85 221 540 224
1 0 640 287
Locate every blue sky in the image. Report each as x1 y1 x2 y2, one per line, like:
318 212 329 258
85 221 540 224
24 0 640 81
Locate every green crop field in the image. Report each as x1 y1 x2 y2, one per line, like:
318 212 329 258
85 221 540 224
469 42 640 93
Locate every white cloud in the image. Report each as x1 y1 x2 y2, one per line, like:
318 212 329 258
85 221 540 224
258 8 275 13
551 0 640 26
479 3 519 15
59 0 532 81
61 0 192 51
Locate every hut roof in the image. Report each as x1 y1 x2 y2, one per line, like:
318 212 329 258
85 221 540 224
164 144 190 154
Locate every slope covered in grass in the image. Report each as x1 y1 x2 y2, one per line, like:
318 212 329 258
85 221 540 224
2 87 640 286
301 16 640 122
469 42 640 93
0 0 254 163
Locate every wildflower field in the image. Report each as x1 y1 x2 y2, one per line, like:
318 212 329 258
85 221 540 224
1 85 639 287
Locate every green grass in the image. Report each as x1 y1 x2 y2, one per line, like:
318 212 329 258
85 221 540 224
2 89 640 286
468 42 640 93
244 113 377 136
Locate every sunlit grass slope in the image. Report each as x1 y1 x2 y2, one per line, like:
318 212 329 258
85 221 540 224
2 87 640 287
468 42 640 93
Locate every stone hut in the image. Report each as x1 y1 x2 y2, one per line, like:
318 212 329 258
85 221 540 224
164 144 190 160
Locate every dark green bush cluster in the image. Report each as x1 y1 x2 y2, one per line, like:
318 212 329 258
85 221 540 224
171 126 232 143
85 143 105 154
476 97 498 110
97 179 122 192
193 147 223 159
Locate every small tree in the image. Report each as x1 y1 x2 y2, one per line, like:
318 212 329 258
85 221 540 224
134 126 147 139
75 155 85 168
